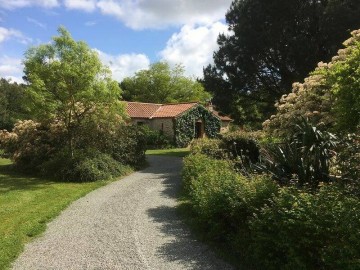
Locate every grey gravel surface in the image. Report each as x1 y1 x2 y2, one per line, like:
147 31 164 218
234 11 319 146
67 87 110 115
12 155 235 270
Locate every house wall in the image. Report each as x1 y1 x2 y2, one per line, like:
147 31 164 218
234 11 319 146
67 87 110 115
149 118 174 138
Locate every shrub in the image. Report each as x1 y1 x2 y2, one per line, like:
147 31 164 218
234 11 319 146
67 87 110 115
41 150 131 182
183 153 278 242
0 119 146 180
139 125 172 149
336 132 360 194
248 185 360 270
257 119 338 188
189 138 226 159
0 120 65 171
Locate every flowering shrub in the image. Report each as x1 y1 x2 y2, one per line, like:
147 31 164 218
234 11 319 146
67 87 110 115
0 120 65 171
0 119 146 180
263 29 360 136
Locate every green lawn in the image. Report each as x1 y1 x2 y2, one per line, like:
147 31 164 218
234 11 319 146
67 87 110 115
0 158 127 270
146 148 190 157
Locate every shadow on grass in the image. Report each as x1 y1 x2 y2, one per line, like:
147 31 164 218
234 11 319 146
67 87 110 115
0 160 59 193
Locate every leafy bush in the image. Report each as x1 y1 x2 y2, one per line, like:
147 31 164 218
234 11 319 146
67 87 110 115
138 125 172 149
189 138 226 159
336 132 360 194
0 120 145 180
0 120 65 171
41 150 131 182
248 185 360 270
263 29 360 136
258 119 338 188
183 153 278 242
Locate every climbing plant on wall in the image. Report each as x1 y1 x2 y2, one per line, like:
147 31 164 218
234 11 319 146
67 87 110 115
174 105 221 147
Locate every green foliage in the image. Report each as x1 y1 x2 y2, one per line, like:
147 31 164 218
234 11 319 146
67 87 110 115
259 119 338 188
0 78 27 130
174 105 221 147
183 152 360 269
138 125 172 149
0 120 146 180
336 132 360 193
249 185 360 270
189 138 226 159
0 120 65 171
326 30 360 132
221 131 264 168
183 153 278 250
203 0 360 127
121 62 211 103
264 29 360 136
41 150 131 182
23 26 124 157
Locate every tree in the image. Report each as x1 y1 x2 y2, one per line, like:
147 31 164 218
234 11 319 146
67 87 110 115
326 29 360 132
121 62 211 103
23 26 124 156
0 78 27 130
203 0 360 127
263 29 360 136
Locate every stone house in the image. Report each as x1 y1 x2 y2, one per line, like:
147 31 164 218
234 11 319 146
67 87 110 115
125 101 232 146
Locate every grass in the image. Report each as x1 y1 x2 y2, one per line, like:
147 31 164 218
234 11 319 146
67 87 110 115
146 148 190 157
0 158 128 270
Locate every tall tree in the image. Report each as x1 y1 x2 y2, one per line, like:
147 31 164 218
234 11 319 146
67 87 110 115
0 78 27 130
121 62 211 104
203 0 360 127
23 26 124 156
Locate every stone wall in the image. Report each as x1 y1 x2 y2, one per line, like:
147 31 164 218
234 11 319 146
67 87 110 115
149 118 174 138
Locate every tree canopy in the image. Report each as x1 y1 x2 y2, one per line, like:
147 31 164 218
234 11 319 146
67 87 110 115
23 26 124 156
203 0 360 127
121 62 211 104
263 29 360 136
0 78 27 130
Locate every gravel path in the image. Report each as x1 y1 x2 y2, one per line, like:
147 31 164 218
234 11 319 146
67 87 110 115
12 155 234 270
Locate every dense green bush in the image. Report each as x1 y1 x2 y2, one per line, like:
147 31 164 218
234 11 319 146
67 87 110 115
248 185 360 270
138 125 172 149
336 132 360 194
189 138 226 159
183 153 278 242
0 120 65 171
41 150 131 182
258 119 338 188
0 120 146 180
183 151 360 269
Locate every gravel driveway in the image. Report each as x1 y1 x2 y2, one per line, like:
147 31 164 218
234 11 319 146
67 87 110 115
12 155 234 270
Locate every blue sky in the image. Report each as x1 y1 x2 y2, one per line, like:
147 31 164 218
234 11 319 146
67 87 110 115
0 0 232 83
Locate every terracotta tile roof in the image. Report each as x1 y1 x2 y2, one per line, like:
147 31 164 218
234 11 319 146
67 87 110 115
211 110 233 121
125 102 198 119
126 102 161 118
152 103 197 118
125 101 232 121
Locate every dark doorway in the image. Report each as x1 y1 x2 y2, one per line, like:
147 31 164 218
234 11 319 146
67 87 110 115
195 121 204 138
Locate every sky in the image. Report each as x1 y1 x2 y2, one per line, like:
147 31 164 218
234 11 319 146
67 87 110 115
0 0 232 83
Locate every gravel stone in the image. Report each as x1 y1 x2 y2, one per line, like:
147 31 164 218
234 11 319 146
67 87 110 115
12 155 234 270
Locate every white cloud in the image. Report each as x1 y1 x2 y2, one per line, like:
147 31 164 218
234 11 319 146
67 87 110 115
0 0 59 9
94 49 150 81
96 0 232 29
0 27 32 45
85 21 97 26
27 17 47 29
64 0 97 12
0 56 24 83
159 22 229 78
